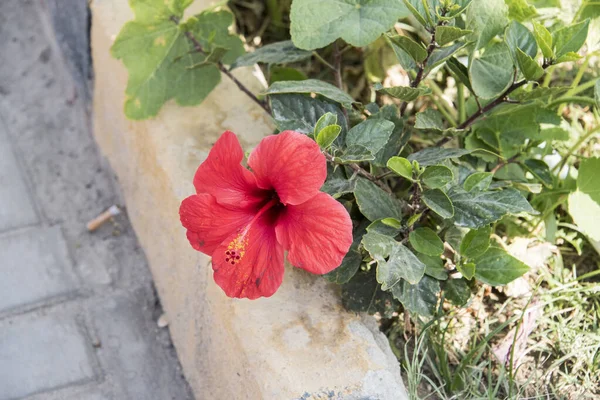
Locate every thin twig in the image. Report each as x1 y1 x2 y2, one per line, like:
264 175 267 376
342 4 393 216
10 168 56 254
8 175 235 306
491 154 519 174
324 153 391 192
333 41 344 91
171 16 271 114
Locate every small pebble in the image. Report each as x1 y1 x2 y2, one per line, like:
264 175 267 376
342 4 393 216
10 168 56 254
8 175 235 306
157 313 169 328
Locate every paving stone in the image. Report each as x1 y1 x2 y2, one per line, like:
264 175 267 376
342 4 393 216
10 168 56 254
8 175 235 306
89 293 192 400
0 314 96 400
0 226 78 314
0 123 38 232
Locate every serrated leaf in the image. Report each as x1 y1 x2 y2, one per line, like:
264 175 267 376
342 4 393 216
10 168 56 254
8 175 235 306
391 275 440 317
470 42 514 99
458 262 476 280
459 226 491 258
463 171 493 191
408 148 471 166
316 125 342 148
553 20 590 58
555 52 583 64
410 227 444 256
321 164 357 198
533 21 553 59
436 26 472 46
355 179 403 221
523 159 553 188
516 48 544 81
444 278 471 306
336 145 375 163
266 79 355 108
474 247 529 286
374 83 431 101
370 105 410 167
230 40 312 69
505 21 538 61
402 0 433 27
112 9 243 119
270 94 347 134
314 112 338 135
341 270 399 317
421 166 453 188
290 0 410 49
539 127 569 141
415 109 445 131
422 189 455 219
425 42 468 74
390 35 428 63
387 157 413 180
346 119 395 155
511 86 568 102
386 34 418 73
324 221 368 283
447 186 536 228
363 232 426 288
466 0 509 49
505 0 537 21
418 253 448 280
367 219 402 236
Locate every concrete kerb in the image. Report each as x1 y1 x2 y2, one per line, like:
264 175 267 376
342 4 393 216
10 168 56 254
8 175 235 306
90 1 409 398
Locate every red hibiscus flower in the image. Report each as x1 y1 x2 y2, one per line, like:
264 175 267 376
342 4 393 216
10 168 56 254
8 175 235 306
179 130 353 299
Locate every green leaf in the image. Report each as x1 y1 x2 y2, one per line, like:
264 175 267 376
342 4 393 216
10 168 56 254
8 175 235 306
390 35 428 63
422 189 455 219
425 42 468 74
387 157 413 180
370 105 410 167
321 164 357 198
505 0 537 21
446 57 473 92
230 40 312 69
266 79 355 108
523 159 553 188
457 262 476 280
553 20 590 58
555 52 583 64
402 0 431 27
270 94 346 134
408 148 471 166
314 112 338 135
290 0 410 49
415 109 445 131
577 157 600 204
569 190 600 241
466 0 509 49
459 226 491 258
474 247 529 286
435 26 472 46
596 80 600 109
511 86 567 102
516 48 544 81
386 34 418 73
336 145 375 163
269 66 308 83
355 179 403 221
346 119 396 155
419 253 448 280
367 219 402 236
324 221 368 283
316 125 342 148
392 276 440 317
532 21 554 59
539 127 569 141
410 227 444 256
374 83 431 101
444 279 471 306
341 270 398 317
447 186 536 228
470 42 514 99
463 171 493 192
363 232 426 287
111 9 243 120
421 166 453 189
505 21 538 60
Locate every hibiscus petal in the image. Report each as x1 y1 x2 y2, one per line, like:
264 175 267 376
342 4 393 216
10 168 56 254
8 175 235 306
193 131 265 208
275 192 353 274
180 193 255 255
248 131 326 205
212 210 285 299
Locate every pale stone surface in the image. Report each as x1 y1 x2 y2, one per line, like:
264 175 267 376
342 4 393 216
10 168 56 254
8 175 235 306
0 314 96 400
0 226 77 315
91 1 408 399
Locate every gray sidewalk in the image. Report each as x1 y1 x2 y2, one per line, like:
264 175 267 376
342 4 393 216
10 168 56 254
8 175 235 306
0 1 193 399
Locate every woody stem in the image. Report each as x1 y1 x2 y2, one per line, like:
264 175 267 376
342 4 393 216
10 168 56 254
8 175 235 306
324 153 392 193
